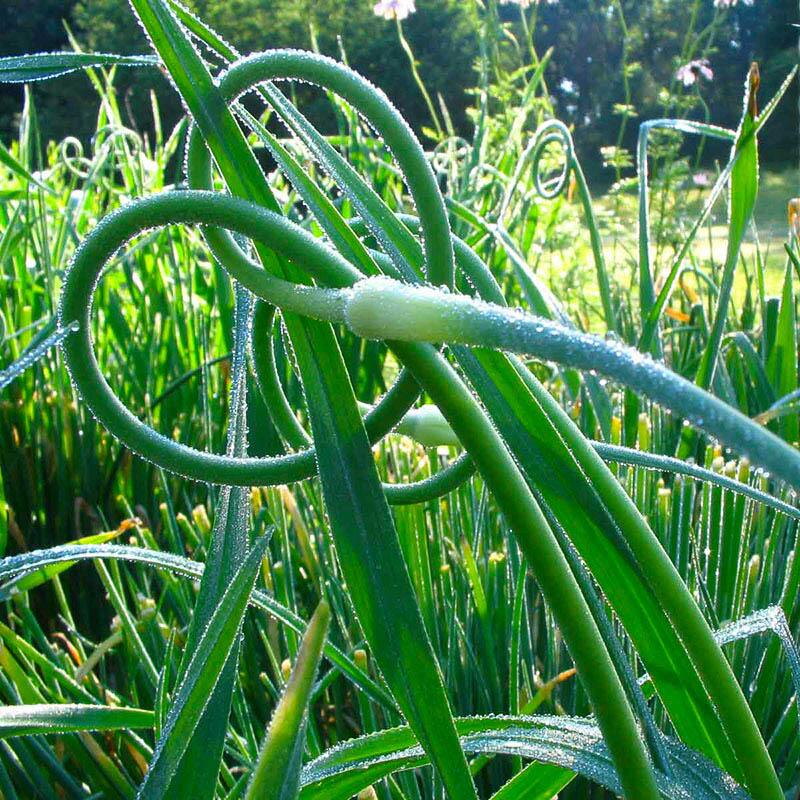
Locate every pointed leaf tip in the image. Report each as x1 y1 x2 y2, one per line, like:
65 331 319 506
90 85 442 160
245 599 331 800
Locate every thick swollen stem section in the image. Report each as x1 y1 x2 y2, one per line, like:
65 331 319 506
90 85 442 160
344 276 800 493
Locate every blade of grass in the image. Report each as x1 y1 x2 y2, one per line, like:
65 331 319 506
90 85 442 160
0 52 158 83
692 64 760 395
166 285 254 797
298 715 749 800
454 345 737 770
0 705 153 738
765 262 798 443
0 527 124 600
287 317 478 799
244 601 330 800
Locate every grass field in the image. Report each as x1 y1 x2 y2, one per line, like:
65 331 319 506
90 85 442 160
534 167 797 331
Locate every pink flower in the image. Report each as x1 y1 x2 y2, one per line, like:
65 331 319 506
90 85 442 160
675 59 714 87
692 171 712 187
373 0 416 20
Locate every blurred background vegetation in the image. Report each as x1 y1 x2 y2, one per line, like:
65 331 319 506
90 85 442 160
1 0 797 181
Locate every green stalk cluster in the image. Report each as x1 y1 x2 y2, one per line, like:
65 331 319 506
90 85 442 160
55 35 786 800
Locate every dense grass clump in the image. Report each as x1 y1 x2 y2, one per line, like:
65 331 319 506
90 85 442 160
0 2 798 798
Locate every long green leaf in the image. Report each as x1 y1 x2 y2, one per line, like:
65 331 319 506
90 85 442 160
142 8 475 795
288 317 478 799
691 64 760 394
245 601 331 800
454 345 736 764
0 52 158 83
0 529 121 600
127 1 275 792
297 716 749 800
137 534 269 797
488 762 576 800
166 286 254 797
0 705 153 738
765 262 798 442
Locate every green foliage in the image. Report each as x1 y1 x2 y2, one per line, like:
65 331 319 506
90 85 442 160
0 4 799 800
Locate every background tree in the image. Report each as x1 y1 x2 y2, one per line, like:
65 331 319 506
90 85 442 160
1 0 796 178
